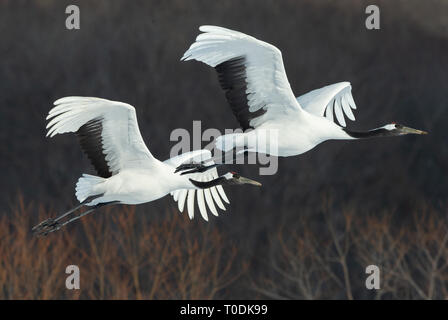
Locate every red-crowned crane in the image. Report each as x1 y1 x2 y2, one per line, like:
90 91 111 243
33 97 261 236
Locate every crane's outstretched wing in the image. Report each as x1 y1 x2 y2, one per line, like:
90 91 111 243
182 25 303 131
46 97 155 177
297 82 357 127
164 150 229 221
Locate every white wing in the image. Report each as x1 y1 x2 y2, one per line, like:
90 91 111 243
164 150 229 221
296 82 357 127
46 97 155 177
182 25 303 130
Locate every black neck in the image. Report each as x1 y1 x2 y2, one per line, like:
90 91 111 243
343 128 394 139
189 177 227 189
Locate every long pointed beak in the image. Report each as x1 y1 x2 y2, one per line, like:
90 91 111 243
401 126 428 135
239 176 262 187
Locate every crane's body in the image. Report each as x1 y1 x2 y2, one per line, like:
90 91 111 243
221 111 349 157
177 26 426 173
78 164 194 206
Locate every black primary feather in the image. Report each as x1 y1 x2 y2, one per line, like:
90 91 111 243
76 118 112 178
215 56 266 131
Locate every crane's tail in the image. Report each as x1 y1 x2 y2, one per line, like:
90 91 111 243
75 174 106 203
215 133 247 152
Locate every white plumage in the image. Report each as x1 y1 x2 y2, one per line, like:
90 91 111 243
182 25 302 130
163 150 229 221
297 82 357 127
46 97 230 221
181 26 426 160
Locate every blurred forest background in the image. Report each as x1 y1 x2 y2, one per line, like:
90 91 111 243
0 0 447 299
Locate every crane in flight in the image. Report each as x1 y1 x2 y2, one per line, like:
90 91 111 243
176 25 427 174
32 97 261 236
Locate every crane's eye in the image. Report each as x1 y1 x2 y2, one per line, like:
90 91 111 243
395 123 403 129
232 172 240 179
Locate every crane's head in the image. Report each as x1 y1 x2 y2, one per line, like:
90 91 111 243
222 172 262 186
384 123 428 136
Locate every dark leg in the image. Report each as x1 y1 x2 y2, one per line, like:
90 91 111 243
32 206 97 237
175 150 249 175
32 199 117 237
178 163 221 175
32 195 102 236
174 161 206 173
